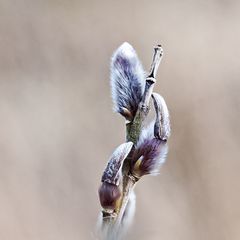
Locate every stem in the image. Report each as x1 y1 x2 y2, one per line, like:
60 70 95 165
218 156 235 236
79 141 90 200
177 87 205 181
116 175 136 226
148 45 163 79
141 45 163 110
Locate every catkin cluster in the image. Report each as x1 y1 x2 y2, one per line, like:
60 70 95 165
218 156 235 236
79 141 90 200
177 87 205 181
98 42 171 234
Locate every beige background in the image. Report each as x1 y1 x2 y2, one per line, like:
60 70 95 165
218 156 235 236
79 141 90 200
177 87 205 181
0 0 240 239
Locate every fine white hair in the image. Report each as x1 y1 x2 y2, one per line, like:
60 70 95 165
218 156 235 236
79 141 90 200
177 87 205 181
110 42 145 116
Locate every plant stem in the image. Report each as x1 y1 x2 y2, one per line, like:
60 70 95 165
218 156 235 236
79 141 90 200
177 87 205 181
116 175 137 225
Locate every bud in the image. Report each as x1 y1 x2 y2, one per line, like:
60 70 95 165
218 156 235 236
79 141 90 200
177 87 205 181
110 42 145 121
101 142 133 185
99 142 133 211
152 92 171 140
98 182 121 212
130 123 168 178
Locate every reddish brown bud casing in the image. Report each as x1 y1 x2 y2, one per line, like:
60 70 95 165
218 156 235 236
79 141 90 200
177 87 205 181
98 182 121 212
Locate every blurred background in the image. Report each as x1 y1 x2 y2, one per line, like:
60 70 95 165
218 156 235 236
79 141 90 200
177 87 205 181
0 0 240 239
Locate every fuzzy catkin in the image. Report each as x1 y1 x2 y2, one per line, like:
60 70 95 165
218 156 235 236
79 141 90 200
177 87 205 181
110 42 145 119
131 123 168 177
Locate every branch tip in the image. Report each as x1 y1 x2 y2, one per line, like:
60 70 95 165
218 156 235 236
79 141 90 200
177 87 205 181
148 45 163 79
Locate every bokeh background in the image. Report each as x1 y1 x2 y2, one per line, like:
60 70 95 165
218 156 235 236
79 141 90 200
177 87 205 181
0 0 240 239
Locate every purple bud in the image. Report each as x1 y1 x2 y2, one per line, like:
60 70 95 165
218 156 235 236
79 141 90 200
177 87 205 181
110 42 145 121
99 142 133 212
98 182 121 211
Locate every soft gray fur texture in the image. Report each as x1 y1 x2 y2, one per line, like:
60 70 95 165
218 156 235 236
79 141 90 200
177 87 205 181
110 42 145 118
132 122 169 176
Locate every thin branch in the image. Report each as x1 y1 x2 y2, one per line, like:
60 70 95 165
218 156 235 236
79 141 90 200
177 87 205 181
148 45 163 79
140 45 163 113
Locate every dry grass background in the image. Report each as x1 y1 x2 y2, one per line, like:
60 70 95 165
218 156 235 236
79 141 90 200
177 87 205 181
0 0 240 239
